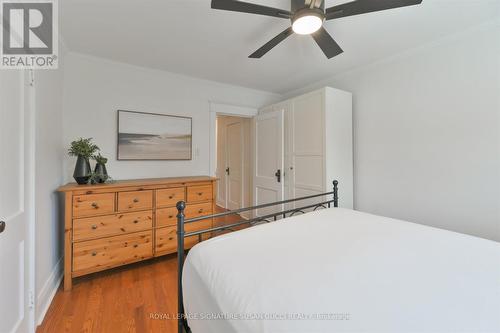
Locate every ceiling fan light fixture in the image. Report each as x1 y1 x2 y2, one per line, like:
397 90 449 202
210 0 424 59
291 9 324 35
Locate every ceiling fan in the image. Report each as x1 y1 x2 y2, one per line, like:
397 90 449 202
211 0 423 59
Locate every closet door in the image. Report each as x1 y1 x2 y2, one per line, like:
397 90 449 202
289 91 325 207
253 110 284 216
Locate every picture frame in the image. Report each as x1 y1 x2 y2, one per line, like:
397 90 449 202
117 110 192 160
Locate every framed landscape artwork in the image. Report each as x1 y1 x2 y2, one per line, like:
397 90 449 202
117 110 192 160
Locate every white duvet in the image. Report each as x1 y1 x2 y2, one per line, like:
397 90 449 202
182 208 500 333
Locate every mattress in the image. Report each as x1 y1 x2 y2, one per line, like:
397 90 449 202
182 208 500 333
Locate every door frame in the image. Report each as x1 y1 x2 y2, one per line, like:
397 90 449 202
27 70 36 333
208 102 257 178
209 103 257 218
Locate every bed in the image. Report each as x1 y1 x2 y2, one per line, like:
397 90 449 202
175 182 500 333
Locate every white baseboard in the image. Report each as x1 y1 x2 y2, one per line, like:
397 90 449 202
36 257 63 326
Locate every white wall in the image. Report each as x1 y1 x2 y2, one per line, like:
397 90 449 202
286 21 500 241
62 53 280 182
34 42 67 323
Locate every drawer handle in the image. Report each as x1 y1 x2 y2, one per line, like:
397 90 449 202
198 209 203 213
91 251 97 256
133 220 139 224
91 202 99 209
168 195 174 199
133 198 139 203
91 224 98 230
168 215 173 219
197 192 203 196
133 244 138 248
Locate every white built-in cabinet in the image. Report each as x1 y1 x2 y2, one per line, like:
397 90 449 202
255 87 353 209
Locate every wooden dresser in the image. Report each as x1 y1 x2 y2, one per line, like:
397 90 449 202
57 176 217 291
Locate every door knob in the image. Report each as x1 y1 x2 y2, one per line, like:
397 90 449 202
225 167 230 175
0 221 5 233
275 169 281 183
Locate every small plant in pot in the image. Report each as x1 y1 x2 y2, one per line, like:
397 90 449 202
68 138 100 185
92 154 109 184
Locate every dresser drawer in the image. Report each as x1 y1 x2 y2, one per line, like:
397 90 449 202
155 220 212 256
73 231 152 275
73 211 153 241
156 202 212 228
185 201 213 218
73 193 115 218
187 184 212 203
156 207 177 227
157 187 185 208
117 190 153 212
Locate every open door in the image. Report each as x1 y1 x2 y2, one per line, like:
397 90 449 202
226 121 243 211
0 71 33 332
253 110 284 217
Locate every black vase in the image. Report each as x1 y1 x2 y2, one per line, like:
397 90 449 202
94 163 108 184
73 155 91 185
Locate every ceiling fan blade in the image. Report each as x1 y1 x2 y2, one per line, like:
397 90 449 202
311 27 343 59
249 27 294 58
325 0 423 20
211 0 291 19
305 0 322 8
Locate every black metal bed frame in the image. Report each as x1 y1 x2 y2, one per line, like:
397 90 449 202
175 180 339 333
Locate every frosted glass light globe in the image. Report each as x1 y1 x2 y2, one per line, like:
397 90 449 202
292 15 323 35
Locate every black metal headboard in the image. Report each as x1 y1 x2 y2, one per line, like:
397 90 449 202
175 180 339 333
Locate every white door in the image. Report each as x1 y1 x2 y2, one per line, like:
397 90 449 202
215 118 226 207
253 110 284 217
0 71 33 333
226 121 242 210
289 91 325 209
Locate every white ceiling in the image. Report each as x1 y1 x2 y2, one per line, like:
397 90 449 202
60 0 500 94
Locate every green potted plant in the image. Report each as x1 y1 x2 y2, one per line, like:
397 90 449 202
92 154 109 184
68 138 100 184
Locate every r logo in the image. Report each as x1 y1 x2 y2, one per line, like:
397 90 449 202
2 2 53 54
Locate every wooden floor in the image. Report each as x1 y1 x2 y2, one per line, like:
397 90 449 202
37 207 245 333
